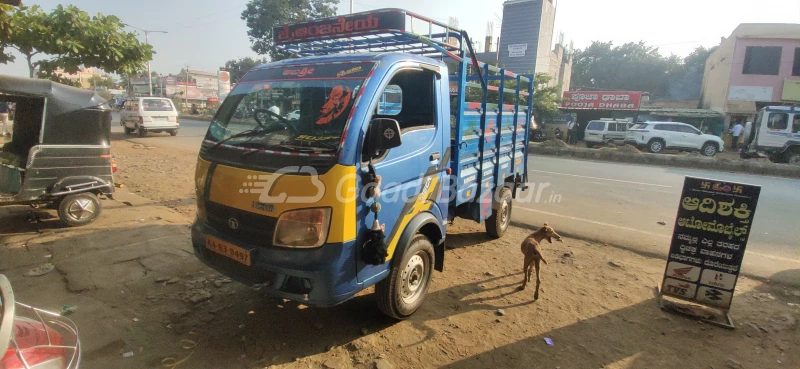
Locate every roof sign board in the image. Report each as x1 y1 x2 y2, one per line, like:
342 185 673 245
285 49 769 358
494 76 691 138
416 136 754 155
561 91 642 110
728 86 773 102
274 11 406 44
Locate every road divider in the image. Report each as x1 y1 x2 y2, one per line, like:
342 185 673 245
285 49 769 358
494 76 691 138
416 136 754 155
529 143 800 179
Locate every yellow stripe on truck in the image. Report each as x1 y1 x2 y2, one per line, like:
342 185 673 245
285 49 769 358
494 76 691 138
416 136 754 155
208 164 357 243
385 176 439 261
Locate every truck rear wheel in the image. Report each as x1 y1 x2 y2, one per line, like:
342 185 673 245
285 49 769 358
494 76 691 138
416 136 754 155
57 193 101 227
375 234 434 320
485 187 512 238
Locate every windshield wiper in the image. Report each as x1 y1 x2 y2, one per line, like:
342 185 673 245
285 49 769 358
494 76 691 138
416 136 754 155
241 144 316 157
208 128 278 150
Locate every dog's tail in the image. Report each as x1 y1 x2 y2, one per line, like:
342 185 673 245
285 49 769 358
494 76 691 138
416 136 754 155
541 256 548 265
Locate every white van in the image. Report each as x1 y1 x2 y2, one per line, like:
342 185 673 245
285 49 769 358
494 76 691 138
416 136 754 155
584 119 633 148
120 97 179 137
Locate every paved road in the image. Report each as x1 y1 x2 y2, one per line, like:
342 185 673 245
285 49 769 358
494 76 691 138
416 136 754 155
111 113 209 152
514 155 800 284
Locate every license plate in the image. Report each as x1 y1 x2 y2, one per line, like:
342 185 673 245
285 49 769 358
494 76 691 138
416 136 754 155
206 236 251 266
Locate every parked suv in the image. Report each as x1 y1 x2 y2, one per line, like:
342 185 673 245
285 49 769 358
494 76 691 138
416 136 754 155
625 122 724 156
584 119 632 148
120 97 179 137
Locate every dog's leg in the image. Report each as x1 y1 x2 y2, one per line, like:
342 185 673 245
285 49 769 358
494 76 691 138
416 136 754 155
519 257 531 290
533 259 542 300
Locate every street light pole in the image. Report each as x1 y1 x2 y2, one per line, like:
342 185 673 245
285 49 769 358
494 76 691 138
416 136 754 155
128 26 167 96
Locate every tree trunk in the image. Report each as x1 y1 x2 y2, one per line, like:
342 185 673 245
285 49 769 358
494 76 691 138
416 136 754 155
26 54 34 78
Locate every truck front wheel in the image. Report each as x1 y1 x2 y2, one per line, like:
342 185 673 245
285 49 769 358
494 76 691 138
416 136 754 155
784 149 800 165
376 234 434 320
485 186 512 238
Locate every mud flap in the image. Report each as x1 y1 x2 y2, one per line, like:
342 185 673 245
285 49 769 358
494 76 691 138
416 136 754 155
434 239 444 272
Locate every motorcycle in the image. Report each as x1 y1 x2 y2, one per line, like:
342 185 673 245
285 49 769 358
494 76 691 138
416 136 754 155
0 274 80 369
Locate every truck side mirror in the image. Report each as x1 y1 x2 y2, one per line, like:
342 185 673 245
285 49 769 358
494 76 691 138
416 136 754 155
367 118 402 153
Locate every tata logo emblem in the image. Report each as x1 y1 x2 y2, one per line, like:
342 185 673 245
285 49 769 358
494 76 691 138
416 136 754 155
228 217 240 230
383 128 395 140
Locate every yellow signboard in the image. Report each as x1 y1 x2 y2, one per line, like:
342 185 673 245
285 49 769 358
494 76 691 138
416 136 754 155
782 79 800 101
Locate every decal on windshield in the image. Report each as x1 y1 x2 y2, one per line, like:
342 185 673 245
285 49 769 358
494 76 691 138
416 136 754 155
240 62 375 82
316 85 352 125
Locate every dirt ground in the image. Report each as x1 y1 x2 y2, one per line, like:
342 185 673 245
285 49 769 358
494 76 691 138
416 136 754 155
0 138 796 369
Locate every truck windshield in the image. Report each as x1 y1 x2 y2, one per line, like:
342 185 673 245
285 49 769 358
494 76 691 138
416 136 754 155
205 63 373 152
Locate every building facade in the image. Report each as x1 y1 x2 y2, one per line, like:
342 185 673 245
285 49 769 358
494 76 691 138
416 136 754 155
497 0 556 75
700 24 800 127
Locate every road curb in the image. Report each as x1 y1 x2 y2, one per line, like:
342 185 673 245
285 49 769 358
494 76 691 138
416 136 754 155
528 143 800 179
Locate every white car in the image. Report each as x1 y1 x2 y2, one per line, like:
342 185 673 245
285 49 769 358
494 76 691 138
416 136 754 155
625 121 724 156
287 109 300 121
120 97 179 137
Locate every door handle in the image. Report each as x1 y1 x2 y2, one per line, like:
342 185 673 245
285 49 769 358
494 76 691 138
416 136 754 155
429 152 441 161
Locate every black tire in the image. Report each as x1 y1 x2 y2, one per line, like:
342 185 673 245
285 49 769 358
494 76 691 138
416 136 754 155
701 142 718 157
138 126 146 137
784 150 800 165
57 193 101 227
585 142 595 149
375 234 434 320
648 138 665 154
124 126 133 135
485 186 512 238
169 129 178 136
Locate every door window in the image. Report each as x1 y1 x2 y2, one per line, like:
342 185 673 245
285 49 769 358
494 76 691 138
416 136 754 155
654 124 673 131
677 125 699 134
363 69 437 161
587 121 604 131
767 113 788 130
792 114 800 133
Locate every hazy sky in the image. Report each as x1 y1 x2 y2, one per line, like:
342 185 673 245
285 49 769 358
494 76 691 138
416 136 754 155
1 0 799 78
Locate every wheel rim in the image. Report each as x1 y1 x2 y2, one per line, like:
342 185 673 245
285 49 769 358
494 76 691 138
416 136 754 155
704 145 716 156
67 198 95 221
401 253 427 304
499 198 511 229
651 141 662 152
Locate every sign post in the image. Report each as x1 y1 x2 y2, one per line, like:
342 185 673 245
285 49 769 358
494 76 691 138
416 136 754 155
659 177 760 329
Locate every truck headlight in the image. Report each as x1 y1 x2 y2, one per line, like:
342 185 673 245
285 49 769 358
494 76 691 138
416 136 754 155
273 208 331 248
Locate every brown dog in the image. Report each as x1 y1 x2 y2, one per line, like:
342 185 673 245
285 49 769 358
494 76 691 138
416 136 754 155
518 222 562 300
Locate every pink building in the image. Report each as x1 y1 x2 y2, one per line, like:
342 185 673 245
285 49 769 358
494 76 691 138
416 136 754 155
700 24 800 128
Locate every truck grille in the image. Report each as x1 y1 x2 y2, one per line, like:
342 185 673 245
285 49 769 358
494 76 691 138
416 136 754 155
205 201 278 248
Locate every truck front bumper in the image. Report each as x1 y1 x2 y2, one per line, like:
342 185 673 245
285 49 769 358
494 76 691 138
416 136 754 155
191 220 361 307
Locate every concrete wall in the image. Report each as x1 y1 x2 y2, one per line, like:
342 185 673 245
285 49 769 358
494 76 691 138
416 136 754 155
701 36 736 112
729 38 800 102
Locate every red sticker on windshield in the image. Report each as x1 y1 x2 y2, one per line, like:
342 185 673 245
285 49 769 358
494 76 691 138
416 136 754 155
316 85 352 125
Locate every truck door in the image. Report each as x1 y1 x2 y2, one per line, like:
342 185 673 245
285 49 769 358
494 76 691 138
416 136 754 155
356 68 444 283
760 111 791 148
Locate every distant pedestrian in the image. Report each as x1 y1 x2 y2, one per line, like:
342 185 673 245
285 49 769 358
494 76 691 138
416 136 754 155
566 120 576 144
0 102 9 137
730 121 744 151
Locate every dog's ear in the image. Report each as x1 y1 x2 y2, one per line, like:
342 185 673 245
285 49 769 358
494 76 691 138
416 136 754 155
543 222 549 227
546 236 552 244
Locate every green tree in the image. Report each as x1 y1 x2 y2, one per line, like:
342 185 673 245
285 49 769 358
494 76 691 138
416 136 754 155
571 41 681 99
222 57 269 83
668 45 718 100
0 4 153 78
532 73 562 122
241 0 338 61
87 75 116 89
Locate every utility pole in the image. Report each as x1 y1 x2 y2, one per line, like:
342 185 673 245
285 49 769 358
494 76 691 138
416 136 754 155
185 65 190 113
128 25 167 96
350 0 353 14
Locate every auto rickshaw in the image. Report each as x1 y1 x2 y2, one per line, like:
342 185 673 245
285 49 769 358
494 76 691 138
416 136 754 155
0 75 115 227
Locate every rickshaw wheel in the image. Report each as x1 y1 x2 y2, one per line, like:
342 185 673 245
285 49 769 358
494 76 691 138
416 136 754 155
138 127 147 137
57 193 102 227
124 127 134 135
